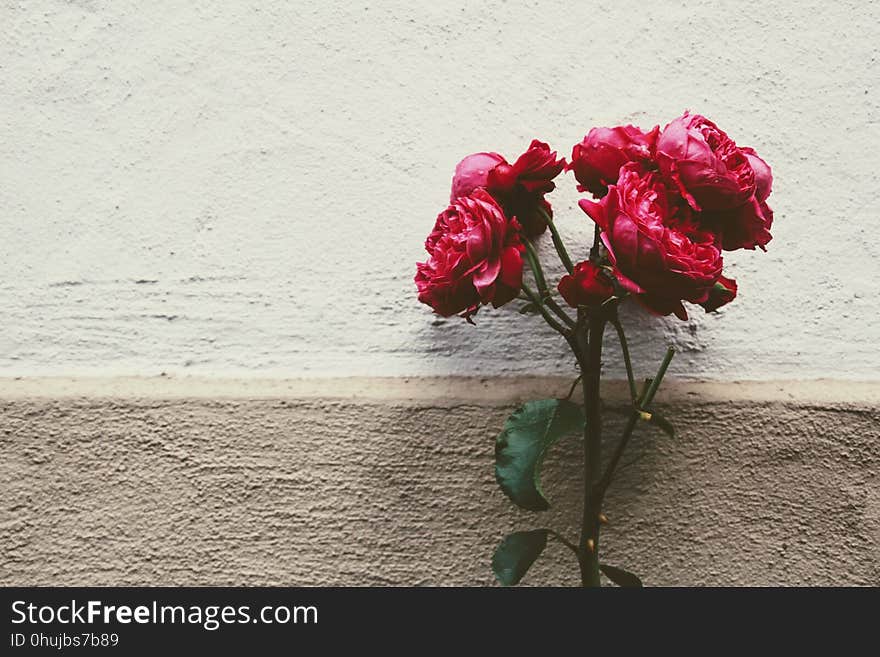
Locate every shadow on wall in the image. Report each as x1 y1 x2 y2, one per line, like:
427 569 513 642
358 396 880 586
410 296 710 378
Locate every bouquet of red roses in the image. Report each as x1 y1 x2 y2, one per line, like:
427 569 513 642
415 112 773 587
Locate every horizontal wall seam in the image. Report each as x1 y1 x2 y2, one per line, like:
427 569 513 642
0 377 877 405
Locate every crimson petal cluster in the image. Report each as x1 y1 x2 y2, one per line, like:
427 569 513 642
415 112 773 321
451 140 565 238
415 141 564 319
415 189 524 319
571 111 774 318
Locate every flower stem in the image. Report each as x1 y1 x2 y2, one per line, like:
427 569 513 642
523 240 548 294
521 283 568 336
537 206 574 273
574 311 605 587
611 317 638 405
642 347 675 407
598 347 675 493
548 529 579 555
522 241 576 329
564 374 582 401
589 225 602 261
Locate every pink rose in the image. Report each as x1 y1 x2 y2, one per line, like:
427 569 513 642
416 189 524 318
567 125 658 197
656 112 756 212
451 152 506 201
450 140 565 237
580 163 723 320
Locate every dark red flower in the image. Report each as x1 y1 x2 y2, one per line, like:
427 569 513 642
580 163 723 320
741 147 773 202
450 140 565 237
655 112 756 212
557 261 615 308
415 189 523 318
567 125 658 197
703 196 773 251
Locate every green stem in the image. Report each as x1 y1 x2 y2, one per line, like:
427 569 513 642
544 297 576 329
574 311 604 587
522 243 576 329
597 347 675 494
611 317 638 405
536 206 574 273
641 347 675 407
589 224 602 261
564 374 582 401
548 530 579 556
523 240 548 294
521 283 568 336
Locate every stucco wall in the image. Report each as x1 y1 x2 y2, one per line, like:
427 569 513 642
1 3 878 587
1 378 878 586
1 1 878 379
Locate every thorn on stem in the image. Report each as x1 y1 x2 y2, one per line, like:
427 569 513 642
586 538 595 552
598 513 609 525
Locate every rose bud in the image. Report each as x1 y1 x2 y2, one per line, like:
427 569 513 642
567 125 658 197
701 275 738 312
580 163 723 320
557 261 615 308
449 140 565 238
655 112 756 212
415 189 524 319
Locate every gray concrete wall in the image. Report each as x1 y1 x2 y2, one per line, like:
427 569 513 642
2 378 877 586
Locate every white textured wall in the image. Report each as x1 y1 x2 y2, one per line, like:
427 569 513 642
2 1 878 379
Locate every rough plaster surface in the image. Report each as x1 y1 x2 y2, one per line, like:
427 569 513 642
2 1 879 379
1 378 878 586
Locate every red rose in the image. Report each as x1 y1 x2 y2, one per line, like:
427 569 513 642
580 163 723 320
415 189 524 318
567 125 658 197
450 140 565 237
704 196 773 251
557 260 615 308
741 147 772 202
656 112 756 212
701 274 737 312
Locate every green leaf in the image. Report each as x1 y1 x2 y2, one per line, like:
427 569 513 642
600 564 643 587
492 530 549 586
495 399 585 511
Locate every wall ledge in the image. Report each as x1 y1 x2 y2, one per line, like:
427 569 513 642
0 376 877 406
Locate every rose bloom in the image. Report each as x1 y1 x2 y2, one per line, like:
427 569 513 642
704 196 774 251
580 163 723 320
415 189 523 318
450 140 565 237
700 146 774 251
655 112 756 212
567 125 658 197
557 260 614 308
